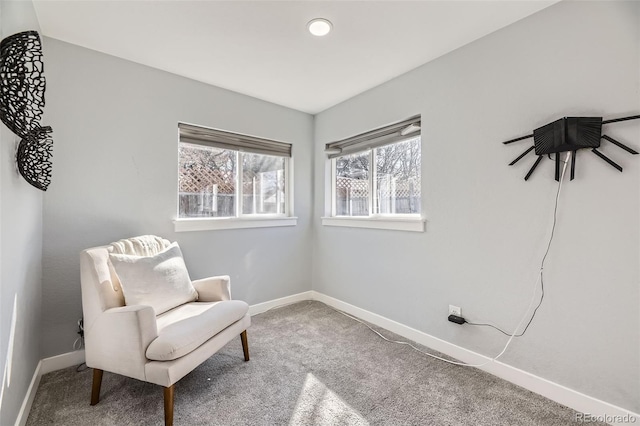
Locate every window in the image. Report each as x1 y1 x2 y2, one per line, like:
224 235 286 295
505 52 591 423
374 137 421 215
335 151 370 216
176 123 295 231
241 153 286 215
324 116 424 232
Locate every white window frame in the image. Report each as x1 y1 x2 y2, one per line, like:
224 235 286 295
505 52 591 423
322 118 425 232
174 124 296 232
233 151 291 219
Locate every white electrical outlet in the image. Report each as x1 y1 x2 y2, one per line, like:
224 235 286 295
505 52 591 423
449 305 461 316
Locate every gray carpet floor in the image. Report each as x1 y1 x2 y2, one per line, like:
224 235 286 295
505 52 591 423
26 301 602 425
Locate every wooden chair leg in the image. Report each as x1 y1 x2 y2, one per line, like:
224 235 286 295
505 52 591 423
240 330 250 361
164 385 174 426
90 369 103 405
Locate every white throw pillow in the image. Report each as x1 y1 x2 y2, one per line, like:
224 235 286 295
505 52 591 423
109 242 198 315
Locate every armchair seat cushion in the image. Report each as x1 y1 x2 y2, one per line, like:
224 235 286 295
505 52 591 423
146 300 249 361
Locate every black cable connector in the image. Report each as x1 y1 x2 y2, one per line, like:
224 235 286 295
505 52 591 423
77 319 84 339
448 314 466 325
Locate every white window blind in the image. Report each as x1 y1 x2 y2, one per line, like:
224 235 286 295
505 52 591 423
179 122 292 157
324 115 421 159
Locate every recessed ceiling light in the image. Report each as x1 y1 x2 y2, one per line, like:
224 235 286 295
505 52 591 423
307 18 332 37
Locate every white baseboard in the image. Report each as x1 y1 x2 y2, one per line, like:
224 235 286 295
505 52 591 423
15 361 42 426
15 351 86 426
19 292 639 425
40 350 86 375
248 291 313 316
311 290 639 425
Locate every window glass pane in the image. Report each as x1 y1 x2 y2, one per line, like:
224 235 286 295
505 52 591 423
335 152 370 216
375 137 421 214
242 153 286 215
178 143 236 218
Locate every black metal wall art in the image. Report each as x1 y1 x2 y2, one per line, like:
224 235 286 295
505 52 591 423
16 126 53 191
0 31 46 138
503 115 640 181
0 30 54 191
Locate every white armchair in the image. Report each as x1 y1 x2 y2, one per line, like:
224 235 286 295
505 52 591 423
80 236 250 425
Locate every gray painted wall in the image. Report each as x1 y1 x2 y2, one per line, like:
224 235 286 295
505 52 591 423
40 38 314 357
5 0 637 418
313 1 639 413
0 1 43 424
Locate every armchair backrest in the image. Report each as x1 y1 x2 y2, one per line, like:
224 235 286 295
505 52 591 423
80 235 172 330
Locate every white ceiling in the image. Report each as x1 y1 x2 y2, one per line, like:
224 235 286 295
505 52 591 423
32 1 558 114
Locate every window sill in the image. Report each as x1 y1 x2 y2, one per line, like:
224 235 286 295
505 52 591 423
321 216 425 232
174 216 297 232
